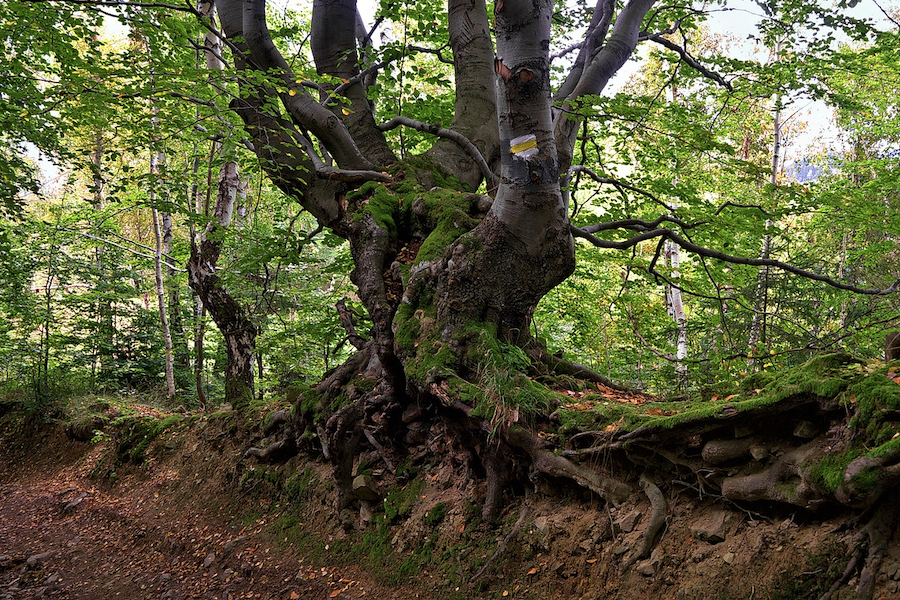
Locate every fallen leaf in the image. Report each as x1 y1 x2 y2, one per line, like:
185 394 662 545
330 590 342 598
526 567 538 575
586 558 598 564
502 591 509 597
290 593 300 600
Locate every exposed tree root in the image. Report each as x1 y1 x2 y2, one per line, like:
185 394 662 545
362 427 396 473
243 438 297 463
244 341 900 599
469 503 531 584
821 489 900 600
326 400 365 511
720 441 823 508
262 409 290 437
623 474 668 570
506 427 632 505
543 355 627 391
482 446 511 524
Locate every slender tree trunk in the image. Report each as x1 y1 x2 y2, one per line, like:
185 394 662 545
152 205 177 399
664 85 687 379
161 210 190 374
149 145 176 399
749 42 782 365
90 130 112 383
664 240 688 378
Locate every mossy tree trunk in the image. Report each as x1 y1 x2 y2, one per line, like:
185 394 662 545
214 0 650 506
214 2 900 595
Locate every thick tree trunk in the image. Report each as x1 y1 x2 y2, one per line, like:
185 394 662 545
434 0 574 337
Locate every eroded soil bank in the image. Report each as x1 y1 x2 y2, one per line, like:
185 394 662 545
1 406 899 600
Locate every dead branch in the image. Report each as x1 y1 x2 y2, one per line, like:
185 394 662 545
378 115 498 189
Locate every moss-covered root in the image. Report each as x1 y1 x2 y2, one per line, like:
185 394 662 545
820 489 900 600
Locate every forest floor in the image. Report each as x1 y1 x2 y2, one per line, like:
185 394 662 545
1 398 899 600
0 410 416 600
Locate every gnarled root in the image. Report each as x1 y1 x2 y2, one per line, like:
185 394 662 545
325 400 365 511
243 437 298 463
821 489 900 600
482 446 511 524
506 427 632 504
720 441 822 508
262 409 290 437
623 474 667 570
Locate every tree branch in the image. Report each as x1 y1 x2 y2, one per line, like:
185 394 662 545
565 164 676 212
641 33 733 90
218 0 375 171
572 224 900 296
554 0 659 172
380 116 499 190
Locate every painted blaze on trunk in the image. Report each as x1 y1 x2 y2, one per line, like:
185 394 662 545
439 0 574 336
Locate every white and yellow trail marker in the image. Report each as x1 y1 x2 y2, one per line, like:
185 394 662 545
509 134 538 159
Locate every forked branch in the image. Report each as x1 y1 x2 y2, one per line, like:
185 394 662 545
572 224 900 296
641 32 733 90
379 116 499 189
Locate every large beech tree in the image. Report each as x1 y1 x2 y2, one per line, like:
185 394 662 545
221 2 900 595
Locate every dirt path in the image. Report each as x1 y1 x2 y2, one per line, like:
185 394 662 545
0 426 397 600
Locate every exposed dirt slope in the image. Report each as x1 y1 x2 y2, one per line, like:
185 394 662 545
0 416 410 600
1 398 900 600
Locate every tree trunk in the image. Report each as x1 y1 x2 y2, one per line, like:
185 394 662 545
664 239 688 379
160 211 190 375
186 161 257 409
152 206 177 400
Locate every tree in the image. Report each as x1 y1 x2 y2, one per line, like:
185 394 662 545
6 0 900 596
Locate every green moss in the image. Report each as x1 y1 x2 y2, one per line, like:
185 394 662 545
393 303 422 354
809 450 860 493
848 465 881 493
424 501 448 527
384 478 424 523
847 363 900 439
557 353 870 435
869 435 900 459
740 370 776 392
349 180 401 235
413 188 477 263
115 414 184 465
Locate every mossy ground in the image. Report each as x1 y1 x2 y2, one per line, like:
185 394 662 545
556 352 887 435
